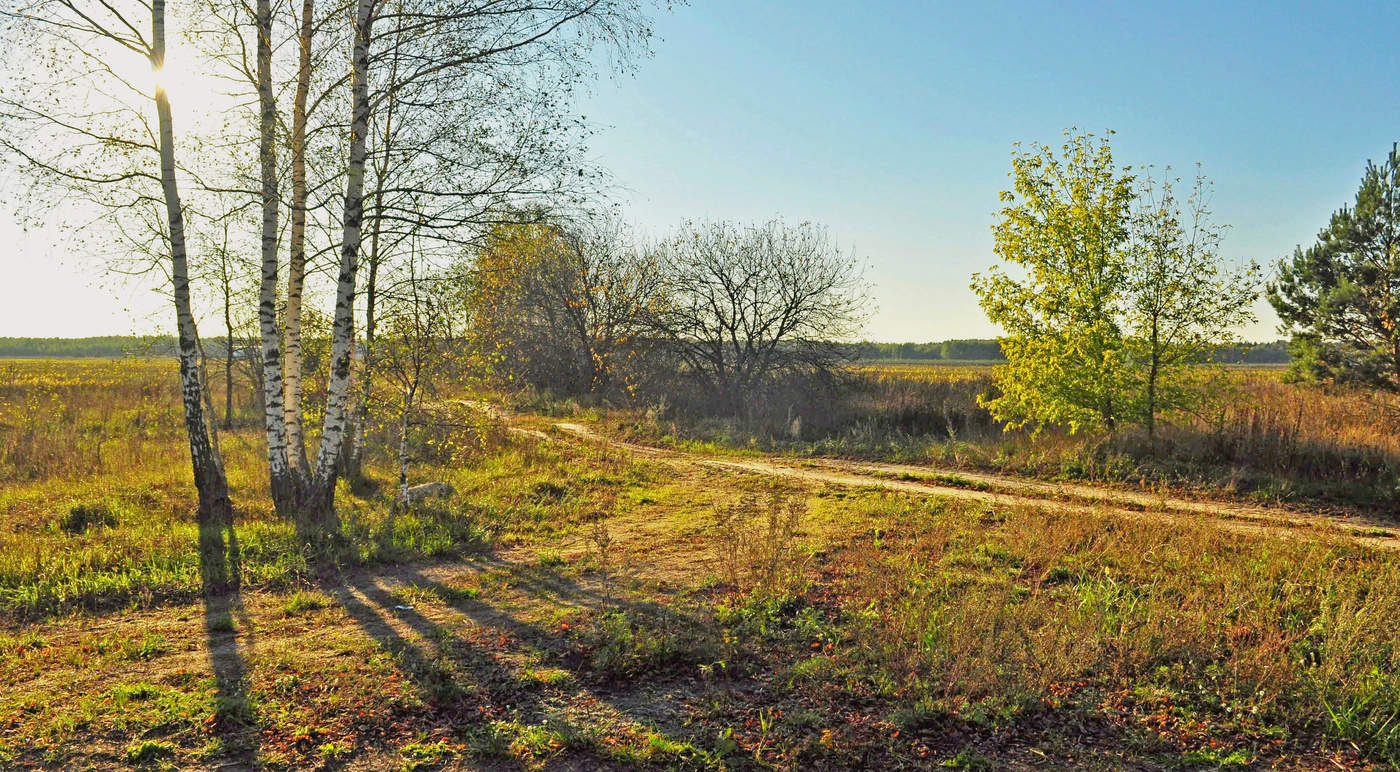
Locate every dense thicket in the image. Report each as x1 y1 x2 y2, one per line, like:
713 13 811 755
464 221 661 396
465 218 870 417
851 339 1286 364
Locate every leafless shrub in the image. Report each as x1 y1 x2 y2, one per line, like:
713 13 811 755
646 219 870 416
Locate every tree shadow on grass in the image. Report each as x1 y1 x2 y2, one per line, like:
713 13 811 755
433 553 699 627
199 517 260 767
330 539 1282 770
332 573 568 723
391 557 718 690
327 558 715 768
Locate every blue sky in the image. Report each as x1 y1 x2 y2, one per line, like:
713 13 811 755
578 0 1400 341
2 1 1397 340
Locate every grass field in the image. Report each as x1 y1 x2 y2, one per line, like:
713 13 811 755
4 359 1400 769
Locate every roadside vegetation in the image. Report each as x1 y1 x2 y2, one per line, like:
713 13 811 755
595 362 1400 515
485 134 1400 518
4 359 1400 769
0 358 577 621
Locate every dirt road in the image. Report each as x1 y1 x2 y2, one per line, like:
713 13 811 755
462 401 1400 551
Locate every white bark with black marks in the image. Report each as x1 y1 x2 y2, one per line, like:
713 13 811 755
154 0 235 586
283 0 314 476
308 0 374 521
254 0 295 513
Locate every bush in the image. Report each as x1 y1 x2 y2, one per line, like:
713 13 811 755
573 608 720 681
713 489 809 594
57 502 118 534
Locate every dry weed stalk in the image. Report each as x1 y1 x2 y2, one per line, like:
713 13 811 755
714 488 809 595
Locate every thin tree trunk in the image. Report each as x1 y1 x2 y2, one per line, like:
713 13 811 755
343 238 378 481
255 0 296 516
198 337 225 472
223 271 234 429
395 385 414 507
343 23 398 483
1147 319 1159 444
283 0 313 477
154 0 234 593
307 0 373 526
1393 340 1400 391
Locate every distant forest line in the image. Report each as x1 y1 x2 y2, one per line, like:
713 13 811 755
855 339 1289 364
0 336 188 358
0 336 1291 364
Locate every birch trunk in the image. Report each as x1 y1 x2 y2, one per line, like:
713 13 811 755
154 0 234 592
198 338 225 472
222 277 234 429
343 26 397 483
283 0 313 476
342 195 380 481
255 0 296 516
307 0 373 524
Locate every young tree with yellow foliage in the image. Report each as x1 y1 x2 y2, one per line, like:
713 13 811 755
973 132 1137 433
973 131 1257 438
465 219 662 396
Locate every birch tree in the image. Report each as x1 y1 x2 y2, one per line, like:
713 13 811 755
376 241 462 506
249 0 300 515
306 0 659 521
201 0 348 520
283 0 317 477
0 0 237 589
302 0 373 525
340 0 653 476
195 204 257 429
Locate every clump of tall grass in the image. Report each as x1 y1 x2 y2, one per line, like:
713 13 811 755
713 488 810 594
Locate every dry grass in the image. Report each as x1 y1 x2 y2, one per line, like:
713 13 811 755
0 358 630 621
832 495 1400 755
1191 370 1400 468
0 358 202 483
5 358 1400 768
620 361 1400 512
853 360 1400 461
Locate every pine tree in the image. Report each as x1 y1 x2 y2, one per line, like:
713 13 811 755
1270 144 1400 392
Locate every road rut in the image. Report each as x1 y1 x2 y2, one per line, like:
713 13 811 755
463 401 1400 551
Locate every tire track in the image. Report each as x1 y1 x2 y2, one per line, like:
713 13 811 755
462 401 1400 551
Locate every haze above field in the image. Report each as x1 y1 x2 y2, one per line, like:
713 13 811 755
2 0 1398 340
